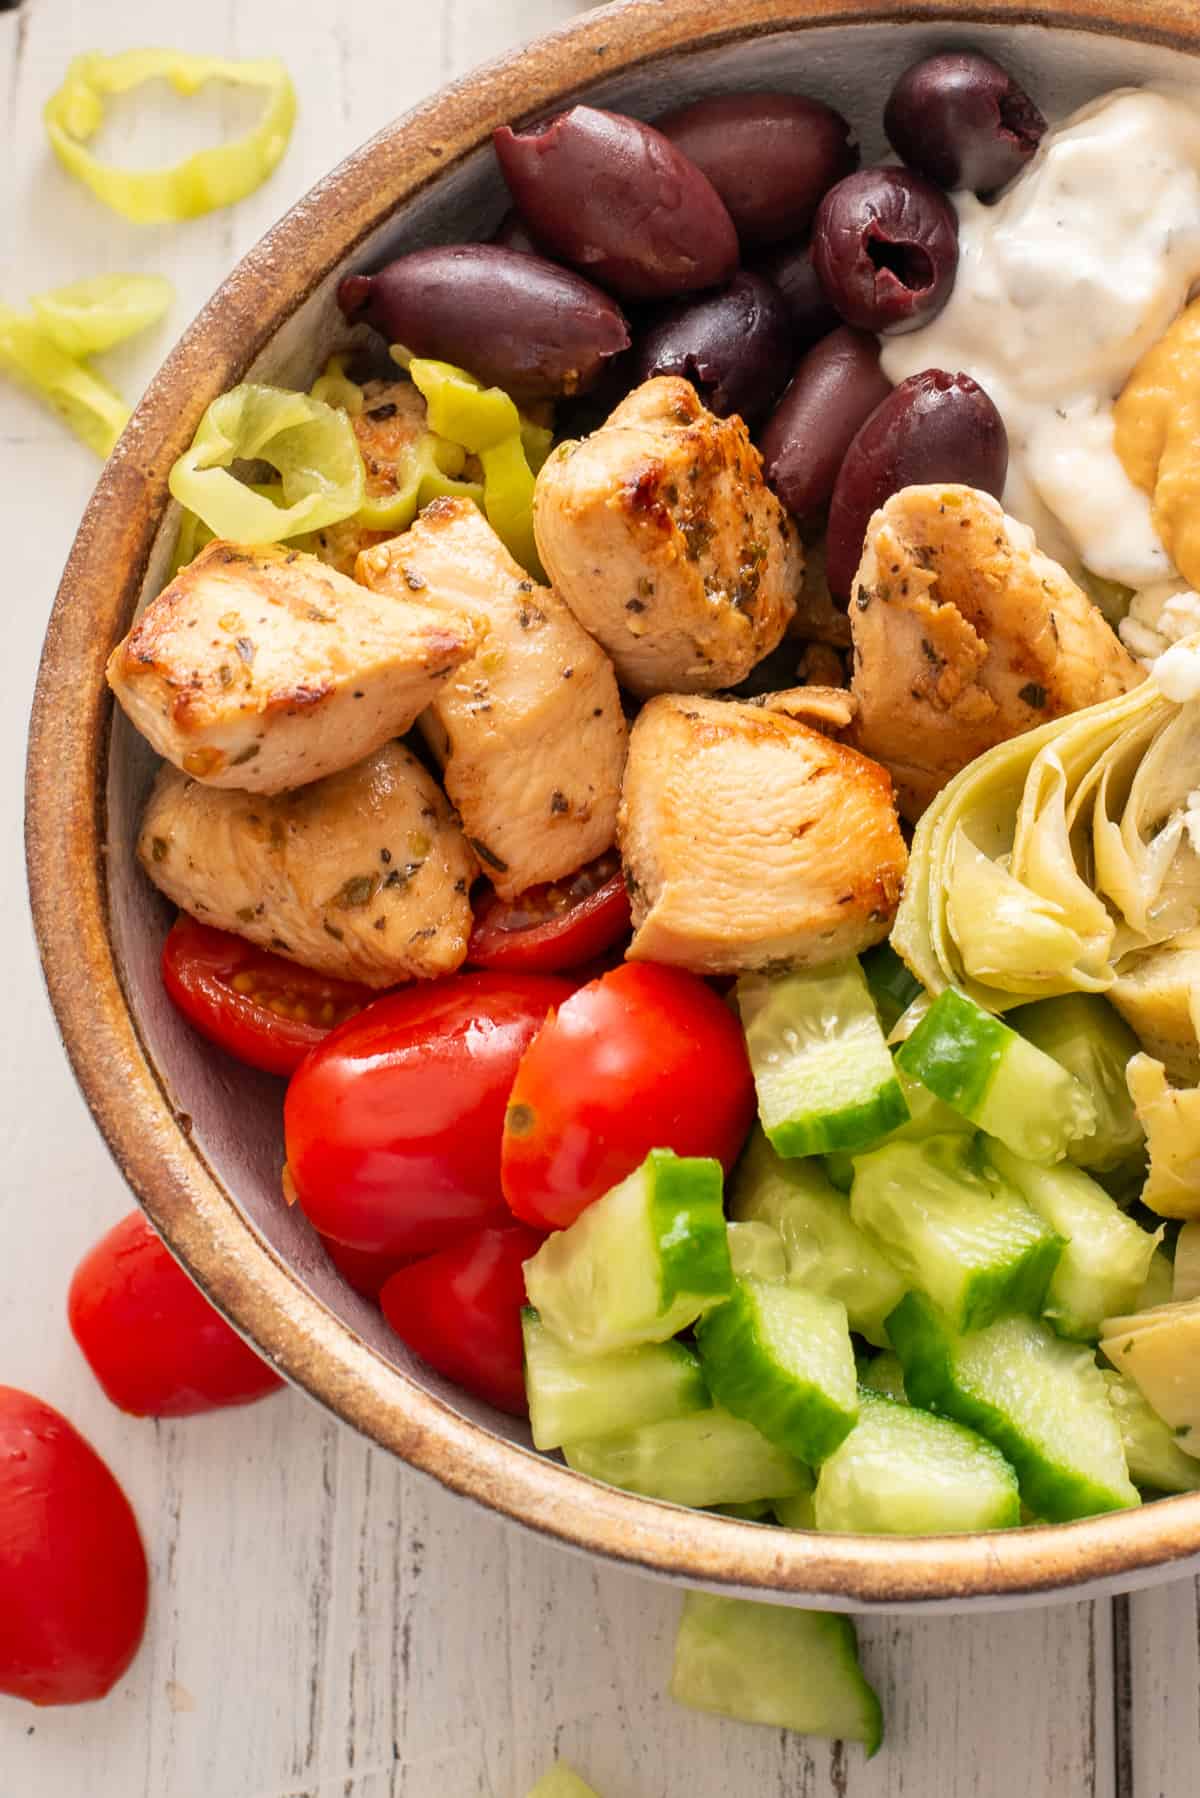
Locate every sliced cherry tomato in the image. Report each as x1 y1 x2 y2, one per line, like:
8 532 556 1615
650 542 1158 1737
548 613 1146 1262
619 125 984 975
0 1386 149 1705
285 971 573 1259
468 850 632 974
162 915 375 1077
380 1222 544 1414
319 1234 415 1300
68 1211 284 1416
501 961 756 1230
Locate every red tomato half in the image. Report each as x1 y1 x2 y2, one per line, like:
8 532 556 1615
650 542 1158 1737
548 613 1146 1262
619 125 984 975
380 1222 543 1414
501 961 756 1230
468 851 631 973
0 1386 149 1706
163 915 375 1077
285 971 573 1259
68 1212 284 1417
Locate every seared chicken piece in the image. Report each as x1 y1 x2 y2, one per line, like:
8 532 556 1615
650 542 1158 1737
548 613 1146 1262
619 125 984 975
108 538 480 794
533 376 802 696
618 695 906 974
358 498 626 900
850 485 1144 820
138 741 475 986
310 379 451 576
756 686 858 737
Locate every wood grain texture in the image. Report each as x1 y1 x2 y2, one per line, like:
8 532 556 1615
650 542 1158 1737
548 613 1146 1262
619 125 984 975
0 1 1196 1792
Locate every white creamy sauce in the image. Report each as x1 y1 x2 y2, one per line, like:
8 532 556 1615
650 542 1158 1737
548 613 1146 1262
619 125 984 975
881 87 1200 588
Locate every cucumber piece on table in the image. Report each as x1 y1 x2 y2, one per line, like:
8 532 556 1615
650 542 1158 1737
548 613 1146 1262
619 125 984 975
861 941 923 1034
888 1292 1139 1521
859 1351 909 1403
896 986 1097 1162
563 1406 809 1508
671 1593 883 1755
814 1391 1020 1534
730 1130 904 1347
1102 1370 1200 1493
521 1311 708 1451
986 1143 1160 1341
523 1149 731 1354
851 1135 1063 1332
525 1765 601 1798
737 961 909 1158
1014 994 1144 1174
727 1219 788 1282
697 1278 858 1464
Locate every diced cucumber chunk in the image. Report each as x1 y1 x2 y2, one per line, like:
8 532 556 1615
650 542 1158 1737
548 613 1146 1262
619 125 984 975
727 1220 787 1282
986 1144 1160 1341
896 986 1097 1162
730 1130 905 1347
861 941 924 1034
737 961 909 1158
859 1352 909 1403
1014 994 1144 1174
712 1499 776 1520
521 1311 707 1451
671 1594 883 1755
851 1136 1063 1332
772 1480 817 1530
826 1064 973 1190
525 1765 601 1798
814 1391 1020 1534
888 1293 1139 1521
564 1406 809 1508
697 1279 858 1464
1138 1249 1176 1310
523 1149 731 1354
1102 1371 1200 1494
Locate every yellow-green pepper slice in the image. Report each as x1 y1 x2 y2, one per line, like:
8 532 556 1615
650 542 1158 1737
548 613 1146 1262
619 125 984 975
0 305 129 457
44 50 296 224
29 274 174 357
309 354 364 417
168 384 365 543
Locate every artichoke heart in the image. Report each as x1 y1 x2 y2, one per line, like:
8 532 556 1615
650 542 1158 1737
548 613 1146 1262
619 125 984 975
1126 1053 1200 1218
1100 1297 1200 1457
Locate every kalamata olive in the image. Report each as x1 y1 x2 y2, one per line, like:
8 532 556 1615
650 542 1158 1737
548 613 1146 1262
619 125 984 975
492 210 542 255
749 241 840 347
825 368 1008 599
337 245 630 401
812 167 959 335
492 105 739 301
885 52 1047 197
759 326 891 521
655 92 858 248
632 273 792 425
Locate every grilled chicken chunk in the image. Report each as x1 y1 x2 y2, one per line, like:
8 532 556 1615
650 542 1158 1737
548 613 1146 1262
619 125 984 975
357 498 626 900
533 376 802 696
850 485 1144 820
138 741 475 986
618 695 907 974
107 538 480 795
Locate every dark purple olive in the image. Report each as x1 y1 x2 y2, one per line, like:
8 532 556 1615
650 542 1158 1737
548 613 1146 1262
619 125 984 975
749 241 840 348
492 105 739 301
812 167 959 335
825 368 1009 600
492 209 542 255
337 245 630 401
655 92 858 248
759 327 891 521
885 52 1047 197
633 273 792 425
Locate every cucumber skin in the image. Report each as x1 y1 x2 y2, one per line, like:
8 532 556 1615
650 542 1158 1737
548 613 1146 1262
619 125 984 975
521 1312 708 1452
897 988 1007 1116
769 1083 910 1160
888 1293 1139 1522
862 942 923 1035
650 1149 734 1309
697 1281 858 1465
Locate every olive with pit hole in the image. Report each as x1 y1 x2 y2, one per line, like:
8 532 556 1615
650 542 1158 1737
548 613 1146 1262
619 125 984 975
337 245 630 401
655 92 858 248
750 241 840 348
759 326 891 521
885 52 1047 197
492 105 738 301
813 167 959 335
633 273 792 425
825 368 1008 600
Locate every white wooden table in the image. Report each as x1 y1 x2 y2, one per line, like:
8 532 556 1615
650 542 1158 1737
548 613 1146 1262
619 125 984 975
2 2 1199 1792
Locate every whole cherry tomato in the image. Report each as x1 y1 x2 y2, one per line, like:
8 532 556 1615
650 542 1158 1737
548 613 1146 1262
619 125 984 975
162 916 375 1077
68 1211 284 1417
501 961 756 1230
467 851 631 974
320 1234 415 1300
0 1386 149 1706
380 1222 544 1414
285 971 573 1258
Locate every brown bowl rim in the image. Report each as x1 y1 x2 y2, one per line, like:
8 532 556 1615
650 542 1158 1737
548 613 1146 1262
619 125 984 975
25 0 1200 1607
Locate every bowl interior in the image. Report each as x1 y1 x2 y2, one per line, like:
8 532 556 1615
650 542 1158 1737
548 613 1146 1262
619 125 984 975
82 9 1200 1603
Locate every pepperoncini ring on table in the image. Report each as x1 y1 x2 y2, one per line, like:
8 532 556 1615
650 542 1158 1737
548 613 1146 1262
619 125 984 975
0 305 129 457
29 274 175 358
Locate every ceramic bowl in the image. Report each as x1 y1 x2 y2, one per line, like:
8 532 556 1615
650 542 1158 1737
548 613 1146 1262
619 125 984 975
27 0 1200 1612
